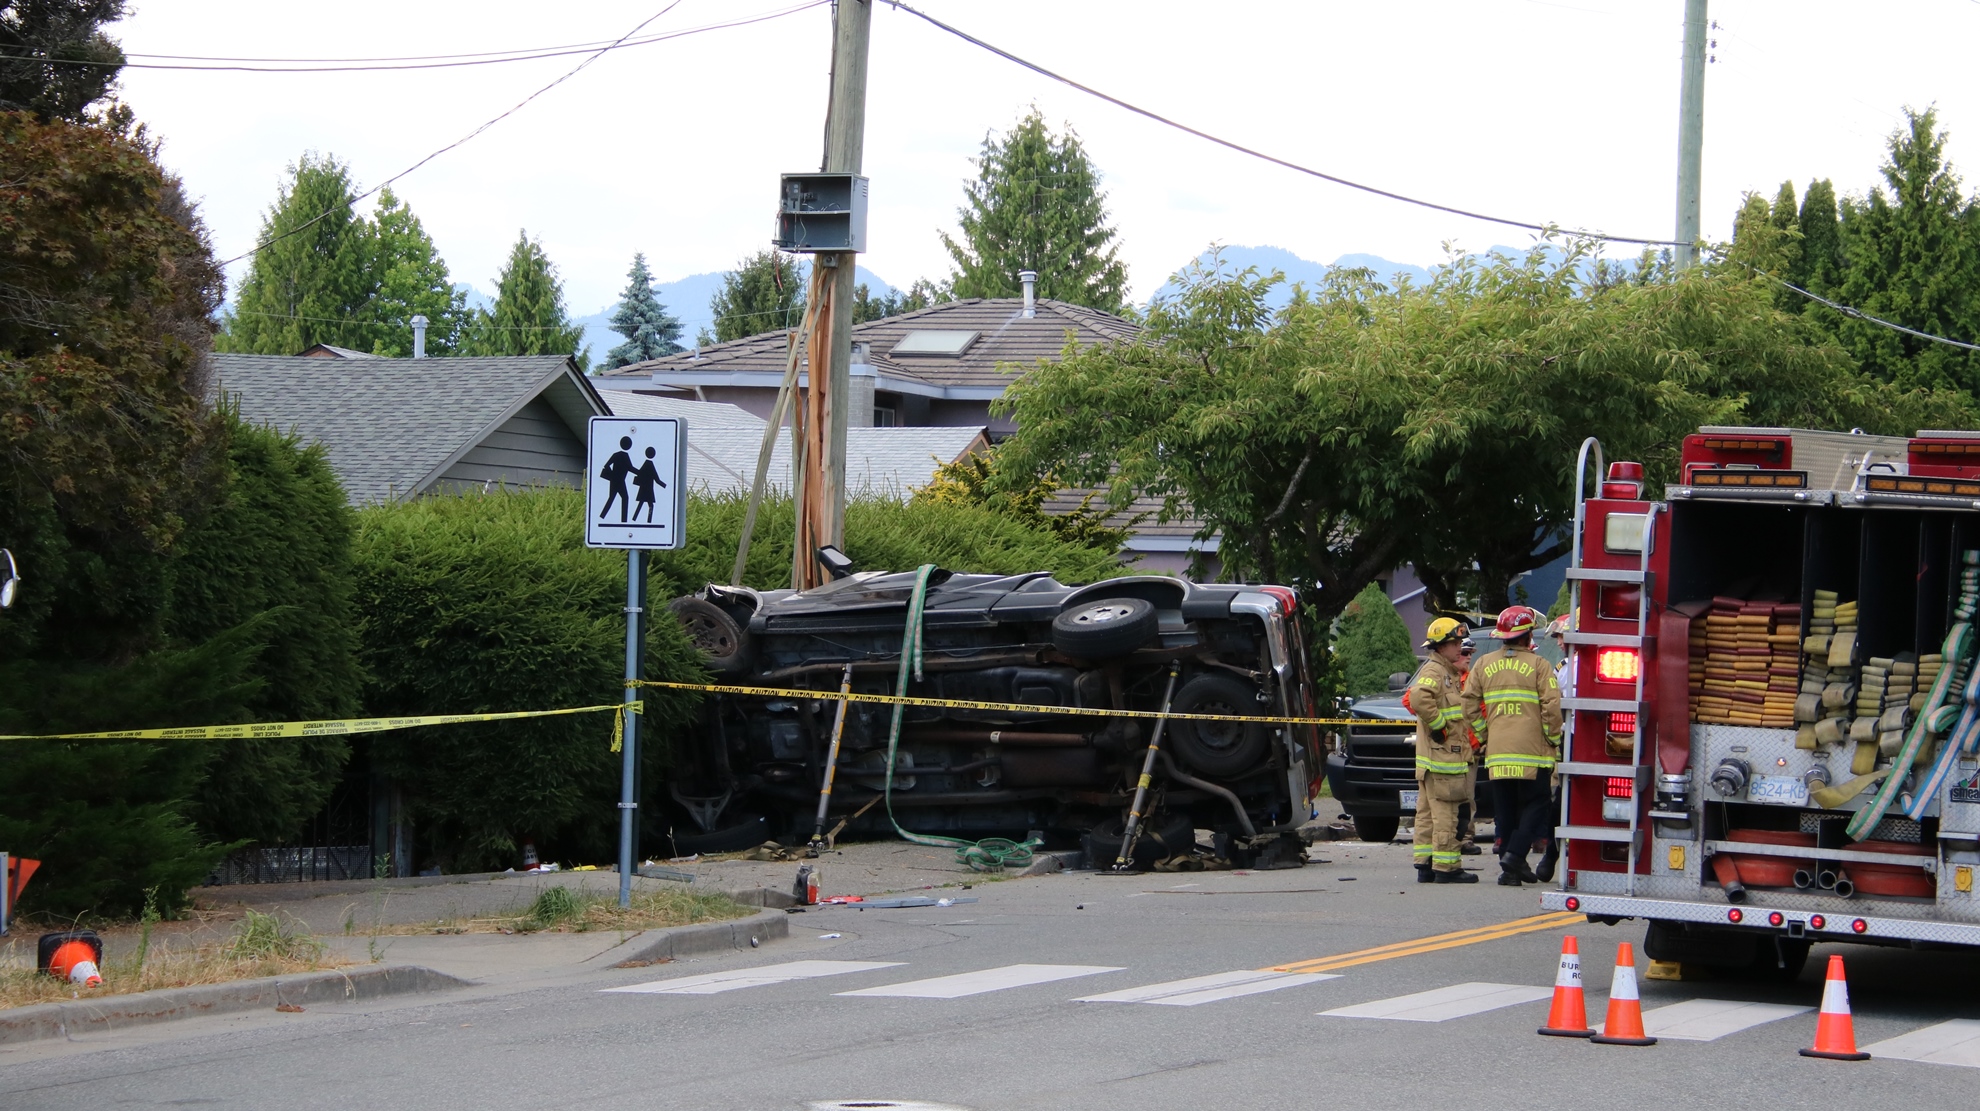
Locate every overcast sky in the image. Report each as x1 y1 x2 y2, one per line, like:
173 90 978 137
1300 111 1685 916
112 0 1980 321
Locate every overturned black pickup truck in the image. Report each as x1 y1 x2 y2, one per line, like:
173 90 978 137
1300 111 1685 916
664 570 1323 867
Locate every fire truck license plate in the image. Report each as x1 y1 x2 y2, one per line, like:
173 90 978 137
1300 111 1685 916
1399 790 1419 812
1747 775 1809 806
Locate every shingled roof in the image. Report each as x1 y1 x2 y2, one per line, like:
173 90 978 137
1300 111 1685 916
208 353 604 505
596 297 1136 397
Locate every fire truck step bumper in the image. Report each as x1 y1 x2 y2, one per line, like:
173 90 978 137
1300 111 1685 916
1541 891 1980 947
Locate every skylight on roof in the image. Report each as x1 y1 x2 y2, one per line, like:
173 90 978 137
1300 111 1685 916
890 330 979 356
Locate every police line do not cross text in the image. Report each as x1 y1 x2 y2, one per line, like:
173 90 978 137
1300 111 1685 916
585 416 688 550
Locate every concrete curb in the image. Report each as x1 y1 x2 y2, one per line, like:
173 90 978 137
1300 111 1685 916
0 964 468 1045
598 907 789 968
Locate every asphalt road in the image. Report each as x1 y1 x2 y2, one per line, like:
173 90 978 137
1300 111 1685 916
6 843 1978 1111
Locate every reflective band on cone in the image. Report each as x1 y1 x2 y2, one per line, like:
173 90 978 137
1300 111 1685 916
67 959 101 987
1538 935 1595 1038
1799 954 1871 1061
1588 940 1657 1046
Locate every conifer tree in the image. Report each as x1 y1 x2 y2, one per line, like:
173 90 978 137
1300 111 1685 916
219 154 374 355
708 249 804 342
1332 583 1419 698
461 231 589 368
0 0 127 121
1797 180 1844 294
603 253 683 368
941 108 1129 313
366 188 468 357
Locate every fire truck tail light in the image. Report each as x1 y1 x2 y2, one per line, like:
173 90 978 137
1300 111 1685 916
1598 585 1641 619
1595 647 1640 682
1564 897 1580 911
1609 712 1637 735
1767 911 1785 927
1605 777 1633 799
1852 918 1868 934
1809 915 1827 930
1728 909 1744 923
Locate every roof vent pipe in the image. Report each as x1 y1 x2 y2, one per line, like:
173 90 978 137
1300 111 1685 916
1018 270 1037 318
410 314 429 359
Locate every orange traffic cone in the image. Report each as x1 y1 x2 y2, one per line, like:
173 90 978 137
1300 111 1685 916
1800 954 1871 1060
1588 940 1657 1046
1538 935 1595 1038
48 940 102 987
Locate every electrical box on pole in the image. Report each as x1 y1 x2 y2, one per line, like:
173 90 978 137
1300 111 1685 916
773 173 869 253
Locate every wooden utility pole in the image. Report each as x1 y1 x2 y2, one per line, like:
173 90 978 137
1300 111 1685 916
793 0 871 590
1674 0 1708 269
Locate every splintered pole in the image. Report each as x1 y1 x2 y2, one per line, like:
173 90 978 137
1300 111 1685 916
792 0 870 587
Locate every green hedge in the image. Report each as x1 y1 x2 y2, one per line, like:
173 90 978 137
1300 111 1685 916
350 486 1133 871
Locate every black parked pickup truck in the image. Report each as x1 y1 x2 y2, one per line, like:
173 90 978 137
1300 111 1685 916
664 569 1323 867
1325 688 1493 844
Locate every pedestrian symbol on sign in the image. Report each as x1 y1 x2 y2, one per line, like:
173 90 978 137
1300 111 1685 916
585 417 686 550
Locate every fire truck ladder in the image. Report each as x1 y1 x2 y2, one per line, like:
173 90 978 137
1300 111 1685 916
1554 437 1661 896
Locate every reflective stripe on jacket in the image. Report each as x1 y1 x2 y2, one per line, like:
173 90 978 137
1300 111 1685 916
1411 655 1471 778
1460 645 1563 780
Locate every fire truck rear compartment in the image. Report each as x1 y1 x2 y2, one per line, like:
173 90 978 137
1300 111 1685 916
1559 494 1980 948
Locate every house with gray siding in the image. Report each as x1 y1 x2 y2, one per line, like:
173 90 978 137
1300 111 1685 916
207 353 605 504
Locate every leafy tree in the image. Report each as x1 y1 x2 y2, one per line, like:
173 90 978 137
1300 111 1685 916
603 252 683 368
460 230 588 368
218 154 374 356
941 108 1129 312
0 0 126 122
1332 583 1418 698
709 249 803 342
852 277 950 324
995 244 1976 627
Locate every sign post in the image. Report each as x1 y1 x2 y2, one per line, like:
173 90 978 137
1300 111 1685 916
586 416 688 907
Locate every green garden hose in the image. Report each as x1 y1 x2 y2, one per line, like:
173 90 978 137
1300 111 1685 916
882 565 1040 872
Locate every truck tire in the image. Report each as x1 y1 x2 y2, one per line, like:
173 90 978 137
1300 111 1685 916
1351 815 1400 844
665 812 771 855
1051 597 1158 659
1166 673 1270 777
669 596 752 675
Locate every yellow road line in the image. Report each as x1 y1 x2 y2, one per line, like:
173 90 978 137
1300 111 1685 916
1268 911 1583 974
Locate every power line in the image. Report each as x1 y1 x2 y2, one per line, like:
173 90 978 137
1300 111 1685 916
888 1 1682 249
220 1 721 268
1770 276 1980 354
0 2 826 73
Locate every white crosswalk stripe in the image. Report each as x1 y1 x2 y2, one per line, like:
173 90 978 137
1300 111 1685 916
1638 998 1810 1041
1318 982 1552 1022
1076 970 1340 1006
603 960 903 995
837 964 1123 999
1864 1019 1980 1068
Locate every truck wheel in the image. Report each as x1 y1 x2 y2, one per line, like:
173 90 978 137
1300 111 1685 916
1166 674 1270 777
1351 815 1399 844
1051 597 1158 659
669 596 752 675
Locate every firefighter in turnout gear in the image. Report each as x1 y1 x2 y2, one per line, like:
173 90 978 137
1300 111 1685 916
1462 605 1564 886
1410 618 1479 883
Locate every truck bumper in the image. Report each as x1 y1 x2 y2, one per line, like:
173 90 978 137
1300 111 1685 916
1541 890 1980 948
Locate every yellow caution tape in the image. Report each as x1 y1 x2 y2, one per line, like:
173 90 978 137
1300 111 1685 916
0 702 641 743
631 679 1366 727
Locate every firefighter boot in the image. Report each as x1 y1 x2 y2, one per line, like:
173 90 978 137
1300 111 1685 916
1416 863 1437 883
1535 837 1559 883
1435 868 1479 884
1498 853 1527 886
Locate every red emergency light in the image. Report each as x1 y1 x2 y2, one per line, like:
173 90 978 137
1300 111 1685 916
1598 585 1641 619
1608 712 1637 735
1604 776 1633 799
1601 461 1646 500
1595 647 1640 683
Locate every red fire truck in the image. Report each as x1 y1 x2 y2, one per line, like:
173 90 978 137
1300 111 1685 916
1544 427 1980 976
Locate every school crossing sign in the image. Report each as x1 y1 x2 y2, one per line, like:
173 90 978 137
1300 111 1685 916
585 416 688 550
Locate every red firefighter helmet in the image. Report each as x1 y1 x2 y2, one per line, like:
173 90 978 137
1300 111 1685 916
1495 605 1541 640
